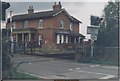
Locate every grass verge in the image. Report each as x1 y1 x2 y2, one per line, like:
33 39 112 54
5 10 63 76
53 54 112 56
36 47 76 54
7 70 40 79
79 59 118 66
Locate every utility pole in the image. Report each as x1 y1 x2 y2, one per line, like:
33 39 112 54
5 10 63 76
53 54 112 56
10 11 13 56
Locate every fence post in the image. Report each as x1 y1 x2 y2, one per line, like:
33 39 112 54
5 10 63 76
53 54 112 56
30 41 33 54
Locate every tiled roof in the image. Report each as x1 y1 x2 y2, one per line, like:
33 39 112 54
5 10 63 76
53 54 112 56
71 16 82 23
7 9 81 23
12 10 61 21
55 29 85 38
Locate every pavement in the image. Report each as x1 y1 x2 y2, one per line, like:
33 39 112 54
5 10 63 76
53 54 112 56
3 79 118 81
12 54 119 80
2 80 120 81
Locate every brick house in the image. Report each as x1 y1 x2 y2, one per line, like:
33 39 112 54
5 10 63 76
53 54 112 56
6 2 85 48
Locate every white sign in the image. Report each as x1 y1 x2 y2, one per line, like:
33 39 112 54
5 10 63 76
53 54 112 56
87 25 99 35
90 34 97 40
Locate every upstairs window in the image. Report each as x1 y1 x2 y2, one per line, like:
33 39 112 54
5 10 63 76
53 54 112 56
60 20 64 28
24 20 28 28
38 19 43 28
70 23 73 31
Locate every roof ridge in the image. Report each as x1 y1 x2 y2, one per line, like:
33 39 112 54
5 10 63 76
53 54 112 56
35 9 61 13
7 8 82 23
13 9 62 17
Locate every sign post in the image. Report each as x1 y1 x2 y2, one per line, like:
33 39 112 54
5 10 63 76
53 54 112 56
87 15 102 58
87 26 99 57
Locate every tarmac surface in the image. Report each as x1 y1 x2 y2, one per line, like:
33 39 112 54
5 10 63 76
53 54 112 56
11 54 119 80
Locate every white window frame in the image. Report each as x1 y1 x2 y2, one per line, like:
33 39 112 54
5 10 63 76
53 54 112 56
66 35 68 43
60 35 62 44
60 35 64 44
57 34 63 44
57 34 69 44
78 37 81 43
63 35 66 43
38 19 43 28
24 20 28 28
70 23 73 31
38 35 43 45
57 34 60 44
60 20 64 28
74 37 77 44
63 35 68 43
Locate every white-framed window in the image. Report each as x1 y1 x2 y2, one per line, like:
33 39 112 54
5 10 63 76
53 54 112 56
66 35 68 43
13 22 16 29
74 37 77 44
38 35 43 45
61 35 64 43
24 20 28 28
64 35 67 43
57 34 68 44
38 19 43 28
63 35 68 43
57 34 60 44
70 23 73 31
79 37 82 43
60 20 64 28
59 35 62 44
57 34 62 44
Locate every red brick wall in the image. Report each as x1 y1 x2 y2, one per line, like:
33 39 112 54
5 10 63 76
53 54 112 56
35 29 56 48
29 19 38 28
6 11 80 33
6 21 23 29
73 23 79 33
6 11 80 47
43 18 54 29
53 12 71 29
16 21 23 28
52 11 80 33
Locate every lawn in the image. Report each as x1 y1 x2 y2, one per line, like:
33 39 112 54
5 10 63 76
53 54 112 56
3 70 40 79
79 58 118 66
25 47 76 54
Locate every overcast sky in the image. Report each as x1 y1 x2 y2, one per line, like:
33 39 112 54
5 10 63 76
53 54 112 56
5 2 107 39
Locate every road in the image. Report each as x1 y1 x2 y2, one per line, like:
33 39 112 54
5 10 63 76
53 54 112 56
12 54 119 79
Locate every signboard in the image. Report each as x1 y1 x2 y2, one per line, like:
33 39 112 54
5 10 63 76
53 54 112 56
87 25 99 35
90 34 97 40
91 15 102 26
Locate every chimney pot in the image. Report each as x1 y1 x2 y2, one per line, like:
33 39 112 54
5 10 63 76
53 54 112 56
28 6 34 14
53 2 62 11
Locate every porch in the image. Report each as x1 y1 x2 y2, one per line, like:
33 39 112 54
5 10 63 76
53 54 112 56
12 28 37 43
55 29 85 48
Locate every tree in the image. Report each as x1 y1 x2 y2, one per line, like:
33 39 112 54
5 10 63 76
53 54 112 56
95 2 119 47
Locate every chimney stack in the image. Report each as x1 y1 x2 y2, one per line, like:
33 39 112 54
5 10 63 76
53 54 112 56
28 6 34 14
53 2 62 11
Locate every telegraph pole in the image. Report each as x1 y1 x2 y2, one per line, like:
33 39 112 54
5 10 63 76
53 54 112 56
10 11 13 56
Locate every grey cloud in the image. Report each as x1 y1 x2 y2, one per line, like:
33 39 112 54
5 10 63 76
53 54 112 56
7 2 85 15
7 2 53 15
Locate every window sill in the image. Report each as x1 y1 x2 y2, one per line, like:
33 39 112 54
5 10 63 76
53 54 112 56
37 27 43 29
